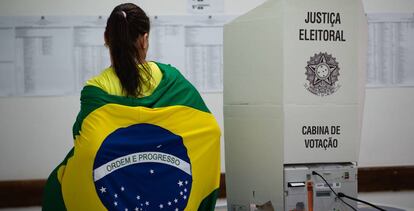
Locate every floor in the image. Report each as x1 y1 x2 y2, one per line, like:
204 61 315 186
215 191 414 211
1 191 413 211
358 191 414 210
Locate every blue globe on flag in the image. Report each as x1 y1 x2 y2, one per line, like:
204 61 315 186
93 123 193 211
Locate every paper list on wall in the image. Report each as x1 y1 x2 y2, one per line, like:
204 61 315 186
147 24 185 72
367 23 396 85
74 26 110 90
0 27 15 96
0 15 233 97
367 13 414 87
14 26 74 95
396 21 414 84
185 26 223 92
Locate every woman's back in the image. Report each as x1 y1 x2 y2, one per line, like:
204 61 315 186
42 4 221 210
43 61 221 211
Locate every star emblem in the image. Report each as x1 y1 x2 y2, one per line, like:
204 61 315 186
177 180 183 187
174 198 178 203
168 201 172 206
121 186 125 191
136 195 140 200
114 193 118 198
135 207 139 211
145 201 149 206
99 187 106 193
114 201 118 206
159 204 164 209
307 54 337 85
183 195 187 200
150 169 155 174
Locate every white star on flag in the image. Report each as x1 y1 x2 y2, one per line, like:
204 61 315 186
100 187 106 193
185 180 188 185
121 187 125 191
159 204 164 209
178 180 183 187
135 207 139 211
183 195 187 200
174 198 178 203
168 201 172 206
145 201 149 206
136 195 140 200
175 208 179 211
114 201 118 206
180 191 183 196
114 193 118 198
150 169 155 174
184 188 187 192
125 208 128 211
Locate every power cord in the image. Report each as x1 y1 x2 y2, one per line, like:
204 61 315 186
312 171 357 211
312 171 387 211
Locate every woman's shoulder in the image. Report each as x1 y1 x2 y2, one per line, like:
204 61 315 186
85 67 123 95
152 62 186 81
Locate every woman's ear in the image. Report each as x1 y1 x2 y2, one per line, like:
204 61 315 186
104 31 109 47
141 33 149 50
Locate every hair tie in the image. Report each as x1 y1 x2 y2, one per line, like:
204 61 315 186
121 11 127 18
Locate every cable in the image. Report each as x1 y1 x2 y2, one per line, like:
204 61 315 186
338 192 386 211
311 171 357 211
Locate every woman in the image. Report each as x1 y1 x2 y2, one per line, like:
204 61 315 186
43 3 221 211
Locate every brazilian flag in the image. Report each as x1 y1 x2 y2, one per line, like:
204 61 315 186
42 63 221 211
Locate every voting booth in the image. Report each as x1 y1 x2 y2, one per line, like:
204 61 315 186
223 0 367 210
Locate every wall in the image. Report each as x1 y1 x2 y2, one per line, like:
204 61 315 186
359 88 414 167
0 0 413 180
357 0 414 167
0 0 266 180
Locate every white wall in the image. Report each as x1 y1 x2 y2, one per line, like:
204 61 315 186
360 88 414 167
0 0 264 16
0 0 413 180
358 0 414 167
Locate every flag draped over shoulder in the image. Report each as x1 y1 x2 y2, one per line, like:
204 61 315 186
42 63 221 211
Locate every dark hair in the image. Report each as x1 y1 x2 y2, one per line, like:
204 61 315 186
105 3 151 97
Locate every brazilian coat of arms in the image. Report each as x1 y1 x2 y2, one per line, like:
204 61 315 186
305 52 340 96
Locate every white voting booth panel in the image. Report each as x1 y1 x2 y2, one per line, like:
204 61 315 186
224 0 367 210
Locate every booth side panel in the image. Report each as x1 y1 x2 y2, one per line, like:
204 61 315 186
223 14 284 106
224 6 285 210
224 105 284 211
